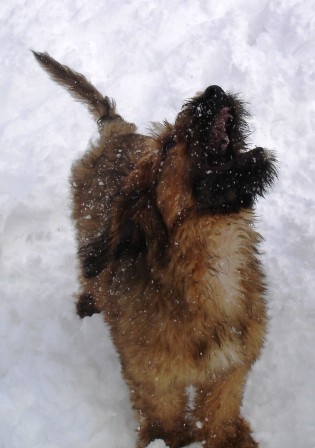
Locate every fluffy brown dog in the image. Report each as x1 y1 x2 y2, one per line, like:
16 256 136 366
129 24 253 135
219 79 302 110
33 51 277 448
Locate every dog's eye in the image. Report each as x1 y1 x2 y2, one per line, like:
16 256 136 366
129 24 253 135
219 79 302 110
163 139 175 153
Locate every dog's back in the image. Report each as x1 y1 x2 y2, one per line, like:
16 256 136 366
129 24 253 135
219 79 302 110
33 51 154 300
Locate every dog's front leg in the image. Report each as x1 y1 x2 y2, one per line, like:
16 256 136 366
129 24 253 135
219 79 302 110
193 366 258 448
126 378 192 448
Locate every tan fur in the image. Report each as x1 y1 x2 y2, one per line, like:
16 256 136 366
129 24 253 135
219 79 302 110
33 51 277 447
74 148 266 447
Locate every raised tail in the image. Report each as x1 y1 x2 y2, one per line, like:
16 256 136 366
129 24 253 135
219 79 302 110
32 51 119 122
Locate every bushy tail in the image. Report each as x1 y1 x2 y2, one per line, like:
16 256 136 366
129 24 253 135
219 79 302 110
32 51 118 122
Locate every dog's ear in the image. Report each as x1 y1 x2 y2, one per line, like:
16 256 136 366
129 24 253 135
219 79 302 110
79 232 111 278
114 155 169 263
79 154 168 279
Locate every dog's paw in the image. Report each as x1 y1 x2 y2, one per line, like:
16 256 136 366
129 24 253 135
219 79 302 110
76 293 100 318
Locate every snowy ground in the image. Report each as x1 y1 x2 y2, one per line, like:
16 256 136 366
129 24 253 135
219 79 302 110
1 0 315 447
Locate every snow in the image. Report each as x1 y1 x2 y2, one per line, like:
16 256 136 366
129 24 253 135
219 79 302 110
147 440 169 448
1 0 315 447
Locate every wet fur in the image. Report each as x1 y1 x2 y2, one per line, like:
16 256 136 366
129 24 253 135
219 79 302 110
33 51 277 448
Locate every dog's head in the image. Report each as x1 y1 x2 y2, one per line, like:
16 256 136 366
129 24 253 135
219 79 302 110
153 85 277 227
80 86 277 278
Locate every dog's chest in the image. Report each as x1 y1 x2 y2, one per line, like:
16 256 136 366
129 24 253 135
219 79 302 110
114 211 263 382
171 212 252 316
154 211 258 378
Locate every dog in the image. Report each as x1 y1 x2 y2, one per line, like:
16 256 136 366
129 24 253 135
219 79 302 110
33 51 277 448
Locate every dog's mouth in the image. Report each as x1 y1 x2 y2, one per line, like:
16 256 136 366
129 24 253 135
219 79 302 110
209 106 233 155
183 85 238 168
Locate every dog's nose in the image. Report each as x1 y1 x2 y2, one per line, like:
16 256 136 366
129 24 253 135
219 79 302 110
204 85 226 101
